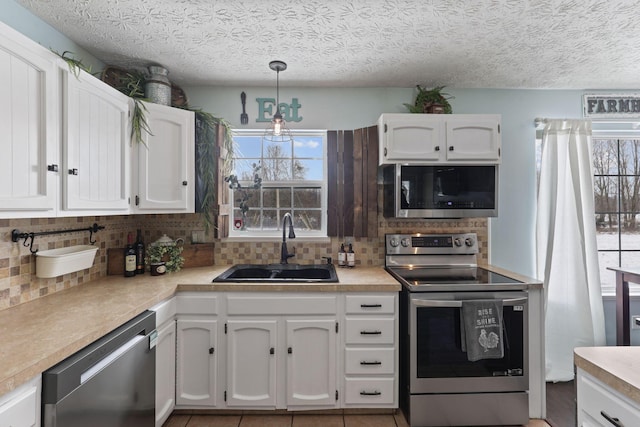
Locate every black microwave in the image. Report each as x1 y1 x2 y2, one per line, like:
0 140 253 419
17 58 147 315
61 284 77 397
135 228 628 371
382 164 498 218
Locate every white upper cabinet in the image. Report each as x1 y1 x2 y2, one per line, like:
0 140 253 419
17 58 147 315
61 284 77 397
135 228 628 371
378 114 501 165
133 101 195 213
60 66 131 214
0 22 59 218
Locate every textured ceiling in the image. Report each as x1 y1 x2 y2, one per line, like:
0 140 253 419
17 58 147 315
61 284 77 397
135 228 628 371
14 0 640 89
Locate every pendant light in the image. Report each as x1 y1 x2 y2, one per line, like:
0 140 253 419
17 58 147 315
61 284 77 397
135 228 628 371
263 60 293 143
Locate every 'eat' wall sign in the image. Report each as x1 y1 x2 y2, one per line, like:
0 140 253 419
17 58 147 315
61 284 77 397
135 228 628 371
583 93 640 118
256 97 303 123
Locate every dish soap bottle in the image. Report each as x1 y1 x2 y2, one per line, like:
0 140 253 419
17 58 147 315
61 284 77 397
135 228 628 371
347 243 355 268
338 243 346 267
124 232 136 277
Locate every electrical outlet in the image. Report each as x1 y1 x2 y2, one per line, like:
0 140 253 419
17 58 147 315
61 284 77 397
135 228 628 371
632 315 640 329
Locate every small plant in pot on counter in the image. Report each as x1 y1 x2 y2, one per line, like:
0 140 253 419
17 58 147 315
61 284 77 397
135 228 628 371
404 85 453 114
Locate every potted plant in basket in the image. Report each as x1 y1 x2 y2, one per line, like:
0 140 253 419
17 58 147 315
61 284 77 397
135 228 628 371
404 85 453 114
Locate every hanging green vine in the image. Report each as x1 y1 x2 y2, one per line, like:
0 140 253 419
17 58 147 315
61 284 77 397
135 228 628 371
190 108 234 232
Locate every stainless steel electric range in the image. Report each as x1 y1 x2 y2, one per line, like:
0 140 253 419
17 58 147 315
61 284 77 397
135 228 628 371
386 233 530 427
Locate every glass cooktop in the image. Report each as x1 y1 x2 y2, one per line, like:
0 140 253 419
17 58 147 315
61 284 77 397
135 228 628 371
386 266 524 290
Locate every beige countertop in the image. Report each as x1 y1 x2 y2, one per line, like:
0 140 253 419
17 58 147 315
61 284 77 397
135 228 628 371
575 346 640 405
0 265 400 395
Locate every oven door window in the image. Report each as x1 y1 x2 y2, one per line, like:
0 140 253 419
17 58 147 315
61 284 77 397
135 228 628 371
415 305 524 378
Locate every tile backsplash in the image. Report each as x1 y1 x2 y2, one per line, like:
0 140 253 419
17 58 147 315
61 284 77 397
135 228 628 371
0 213 487 311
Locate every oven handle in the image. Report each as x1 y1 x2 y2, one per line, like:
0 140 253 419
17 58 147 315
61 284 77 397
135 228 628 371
411 297 527 308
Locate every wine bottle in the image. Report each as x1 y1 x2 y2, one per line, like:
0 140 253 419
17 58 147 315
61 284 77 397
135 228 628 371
347 243 355 268
124 232 136 277
338 243 346 267
135 229 145 274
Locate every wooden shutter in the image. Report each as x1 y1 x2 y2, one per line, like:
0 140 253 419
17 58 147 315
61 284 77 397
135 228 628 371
327 126 378 238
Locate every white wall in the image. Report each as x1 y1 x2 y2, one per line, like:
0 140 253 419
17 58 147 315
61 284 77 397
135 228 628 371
186 86 584 278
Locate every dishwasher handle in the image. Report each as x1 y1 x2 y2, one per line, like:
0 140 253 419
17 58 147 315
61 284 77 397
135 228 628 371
411 297 527 308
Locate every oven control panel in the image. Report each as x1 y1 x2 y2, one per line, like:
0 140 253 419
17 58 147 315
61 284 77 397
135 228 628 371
385 233 478 255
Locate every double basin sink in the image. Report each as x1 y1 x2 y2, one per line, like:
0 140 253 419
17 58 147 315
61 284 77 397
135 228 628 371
213 263 338 283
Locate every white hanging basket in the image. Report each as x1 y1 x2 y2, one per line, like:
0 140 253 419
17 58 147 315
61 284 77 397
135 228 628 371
36 245 99 278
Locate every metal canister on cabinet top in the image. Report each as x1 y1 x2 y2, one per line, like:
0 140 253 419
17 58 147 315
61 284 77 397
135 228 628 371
145 65 171 106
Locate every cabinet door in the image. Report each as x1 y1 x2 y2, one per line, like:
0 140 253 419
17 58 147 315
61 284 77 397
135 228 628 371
0 22 59 218
285 319 337 407
62 68 130 214
378 114 443 164
176 319 217 406
226 319 277 407
134 102 194 212
446 116 501 162
155 320 176 427
0 375 40 427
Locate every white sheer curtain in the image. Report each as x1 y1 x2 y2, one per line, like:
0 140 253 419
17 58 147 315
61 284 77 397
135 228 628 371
536 119 606 382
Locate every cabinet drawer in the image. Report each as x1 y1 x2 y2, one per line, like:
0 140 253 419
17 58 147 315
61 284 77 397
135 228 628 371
176 293 218 315
150 297 176 326
344 378 395 405
226 295 337 315
578 371 640 426
345 348 395 375
345 318 395 344
345 295 395 314
0 382 38 427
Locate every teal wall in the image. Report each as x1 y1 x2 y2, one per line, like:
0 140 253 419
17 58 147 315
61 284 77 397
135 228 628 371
1 0 103 72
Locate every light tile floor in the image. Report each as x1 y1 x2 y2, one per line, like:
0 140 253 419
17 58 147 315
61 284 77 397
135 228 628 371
163 413 551 427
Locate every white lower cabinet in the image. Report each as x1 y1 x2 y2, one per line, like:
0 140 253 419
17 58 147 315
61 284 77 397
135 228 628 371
225 294 338 410
0 375 41 427
577 368 640 426
343 294 398 408
155 320 176 427
226 319 278 407
173 291 397 411
175 294 219 408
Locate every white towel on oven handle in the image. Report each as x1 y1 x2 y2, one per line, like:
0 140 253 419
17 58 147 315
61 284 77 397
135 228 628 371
461 299 504 362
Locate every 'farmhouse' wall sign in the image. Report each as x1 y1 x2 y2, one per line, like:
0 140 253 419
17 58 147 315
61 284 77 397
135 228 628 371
583 93 640 119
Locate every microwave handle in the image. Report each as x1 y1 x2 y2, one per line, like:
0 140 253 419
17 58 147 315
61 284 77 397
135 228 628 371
411 297 527 308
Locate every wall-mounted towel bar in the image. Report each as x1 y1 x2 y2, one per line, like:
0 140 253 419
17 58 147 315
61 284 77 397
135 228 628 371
11 223 105 254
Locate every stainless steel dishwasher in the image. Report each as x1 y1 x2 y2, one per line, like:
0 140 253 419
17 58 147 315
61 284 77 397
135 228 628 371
42 310 157 427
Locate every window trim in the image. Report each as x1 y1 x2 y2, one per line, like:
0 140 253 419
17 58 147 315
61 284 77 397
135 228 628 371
228 129 328 238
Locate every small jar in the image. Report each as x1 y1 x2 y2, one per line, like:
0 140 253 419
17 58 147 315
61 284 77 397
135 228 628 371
150 262 166 276
145 65 171 106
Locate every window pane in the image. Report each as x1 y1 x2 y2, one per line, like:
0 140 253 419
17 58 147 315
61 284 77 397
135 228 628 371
593 139 618 175
260 210 278 229
594 176 618 214
235 135 262 158
263 158 293 180
234 159 261 180
263 188 292 208
294 136 323 158
295 159 323 180
598 251 618 293
293 210 322 231
620 175 640 214
264 140 292 158
621 224 640 249
596 230 619 250
293 188 321 208
619 140 640 175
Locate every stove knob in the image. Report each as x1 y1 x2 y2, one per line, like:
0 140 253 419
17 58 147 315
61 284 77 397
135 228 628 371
465 237 475 247
454 238 463 247
401 238 411 247
389 238 399 247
